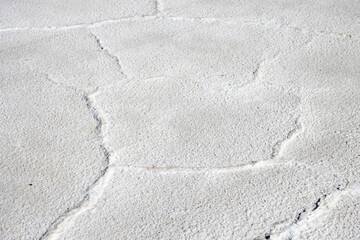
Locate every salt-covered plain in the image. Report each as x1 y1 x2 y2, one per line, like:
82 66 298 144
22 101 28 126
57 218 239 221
0 1 359 239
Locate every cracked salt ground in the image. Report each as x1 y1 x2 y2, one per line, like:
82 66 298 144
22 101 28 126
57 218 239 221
0 1 359 240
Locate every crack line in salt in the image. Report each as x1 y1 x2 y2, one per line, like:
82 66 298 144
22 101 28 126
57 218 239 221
40 89 116 240
271 117 302 159
116 160 311 174
266 183 360 240
0 16 357 41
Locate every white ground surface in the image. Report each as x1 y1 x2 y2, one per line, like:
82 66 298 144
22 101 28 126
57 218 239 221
0 1 359 239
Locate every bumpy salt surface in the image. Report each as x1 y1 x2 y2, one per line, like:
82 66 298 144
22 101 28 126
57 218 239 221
0 1 359 239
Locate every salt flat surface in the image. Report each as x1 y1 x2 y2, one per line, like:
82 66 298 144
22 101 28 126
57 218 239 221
0 1 359 240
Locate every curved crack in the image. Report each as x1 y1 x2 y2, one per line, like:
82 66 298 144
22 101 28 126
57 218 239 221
90 32 128 78
116 160 311 174
256 182 360 240
39 89 116 240
0 16 357 41
271 117 302 159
